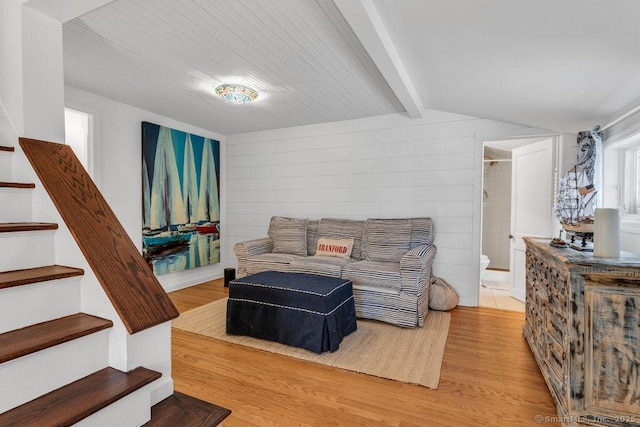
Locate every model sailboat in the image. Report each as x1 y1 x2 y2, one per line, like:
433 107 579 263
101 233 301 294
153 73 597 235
554 126 603 249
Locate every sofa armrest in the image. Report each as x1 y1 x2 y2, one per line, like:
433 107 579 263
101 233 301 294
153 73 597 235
400 244 437 296
233 237 274 277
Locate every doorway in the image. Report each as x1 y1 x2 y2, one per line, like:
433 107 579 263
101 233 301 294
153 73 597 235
479 136 555 311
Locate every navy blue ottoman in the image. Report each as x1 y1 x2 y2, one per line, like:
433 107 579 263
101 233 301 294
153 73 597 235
226 271 357 353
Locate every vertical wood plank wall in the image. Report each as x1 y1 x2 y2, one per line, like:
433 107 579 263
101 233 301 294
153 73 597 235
226 110 533 305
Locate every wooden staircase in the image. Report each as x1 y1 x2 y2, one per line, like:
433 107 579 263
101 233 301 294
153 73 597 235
0 143 166 425
0 141 230 426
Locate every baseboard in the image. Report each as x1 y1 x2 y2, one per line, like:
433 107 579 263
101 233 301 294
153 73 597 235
159 265 224 293
457 295 475 307
510 287 525 303
0 96 22 139
482 269 509 282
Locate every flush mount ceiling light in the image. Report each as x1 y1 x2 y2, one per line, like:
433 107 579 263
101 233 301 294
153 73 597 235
214 84 258 104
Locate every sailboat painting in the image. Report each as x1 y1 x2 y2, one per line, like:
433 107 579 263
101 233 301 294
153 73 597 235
141 122 221 275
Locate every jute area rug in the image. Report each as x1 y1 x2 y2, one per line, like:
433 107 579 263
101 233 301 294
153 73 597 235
172 298 451 389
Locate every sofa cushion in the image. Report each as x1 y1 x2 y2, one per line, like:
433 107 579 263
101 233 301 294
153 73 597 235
429 277 459 311
289 256 354 278
246 253 297 275
409 217 434 247
271 216 308 256
342 260 402 292
306 219 319 256
316 218 364 259
315 237 354 259
267 215 281 240
362 218 412 262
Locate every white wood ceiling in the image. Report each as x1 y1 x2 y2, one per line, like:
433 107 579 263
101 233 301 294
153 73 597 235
373 0 640 133
62 0 640 135
63 0 404 135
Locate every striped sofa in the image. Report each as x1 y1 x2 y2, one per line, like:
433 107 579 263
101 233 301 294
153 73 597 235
233 216 437 327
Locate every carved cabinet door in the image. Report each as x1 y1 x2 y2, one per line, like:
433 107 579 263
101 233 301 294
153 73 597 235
585 284 640 419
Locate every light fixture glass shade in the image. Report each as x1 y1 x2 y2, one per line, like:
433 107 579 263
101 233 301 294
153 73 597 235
215 84 258 104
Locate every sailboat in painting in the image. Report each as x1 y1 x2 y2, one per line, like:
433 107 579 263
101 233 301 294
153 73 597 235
178 134 199 232
195 138 220 235
143 126 191 251
143 157 151 229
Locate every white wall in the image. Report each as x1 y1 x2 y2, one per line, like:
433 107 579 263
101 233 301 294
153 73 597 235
226 110 545 306
0 0 26 136
21 6 65 142
65 86 228 291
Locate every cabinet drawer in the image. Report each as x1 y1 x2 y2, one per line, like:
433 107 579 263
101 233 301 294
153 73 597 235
549 282 567 308
545 309 566 346
546 334 565 375
545 335 566 405
547 266 568 305
545 359 566 408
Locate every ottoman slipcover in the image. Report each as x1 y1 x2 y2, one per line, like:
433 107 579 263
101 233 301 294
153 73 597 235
226 271 357 353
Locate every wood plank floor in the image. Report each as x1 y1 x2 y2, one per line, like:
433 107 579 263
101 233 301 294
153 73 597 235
169 279 558 426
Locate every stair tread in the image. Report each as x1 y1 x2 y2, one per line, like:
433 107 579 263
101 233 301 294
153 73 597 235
0 366 161 427
144 391 231 427
0 265 84 290
0 313 113 364
0 146 14 152
0 181 35 189
0 222 58 232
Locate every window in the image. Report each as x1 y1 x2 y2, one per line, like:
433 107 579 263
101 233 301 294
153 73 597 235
64 108 92 176
623 142 640 219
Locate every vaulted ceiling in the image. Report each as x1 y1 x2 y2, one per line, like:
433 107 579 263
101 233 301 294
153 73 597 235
61 0 640 135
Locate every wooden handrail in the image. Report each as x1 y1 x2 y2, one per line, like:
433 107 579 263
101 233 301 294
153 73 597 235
20 138 179 334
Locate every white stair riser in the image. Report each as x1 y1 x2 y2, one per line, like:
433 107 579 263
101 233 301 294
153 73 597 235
74 384 154 427
0 152 12 181
0 278 81 334
0 330 110 413
0 231 55 271
0 188 32 222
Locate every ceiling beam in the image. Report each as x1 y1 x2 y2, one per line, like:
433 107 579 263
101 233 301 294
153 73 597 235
334 0 424 118
24 0 116 23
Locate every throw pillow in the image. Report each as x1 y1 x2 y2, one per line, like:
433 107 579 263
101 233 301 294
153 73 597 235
316 218 364 259
361 218 412 263
314 238 354 259
429 277 459 311
272 217 308 257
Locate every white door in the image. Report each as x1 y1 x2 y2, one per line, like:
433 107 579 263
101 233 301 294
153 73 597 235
509 138 556 301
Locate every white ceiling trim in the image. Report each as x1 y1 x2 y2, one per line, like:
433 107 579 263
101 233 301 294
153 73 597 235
334 0 423 119
601 98 640 132
24 0 116 23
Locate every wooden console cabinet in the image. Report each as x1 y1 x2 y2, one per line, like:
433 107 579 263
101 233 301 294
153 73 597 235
524 237 640 426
